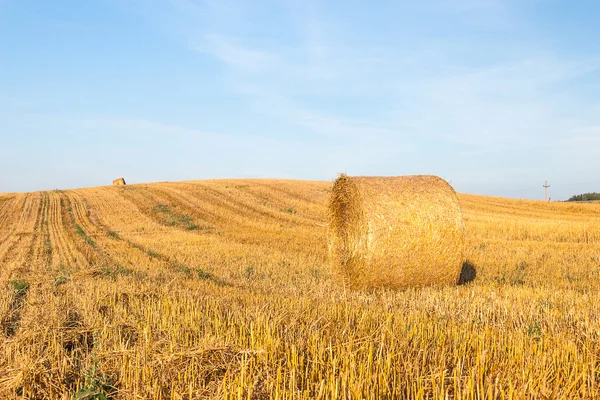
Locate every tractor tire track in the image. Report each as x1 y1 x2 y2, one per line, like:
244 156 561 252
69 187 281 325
155 183 326 255
56 192 109 271
60 191 155 279
74 189 231 286
47 192 83 271
116 185 217 232
21 192 53 276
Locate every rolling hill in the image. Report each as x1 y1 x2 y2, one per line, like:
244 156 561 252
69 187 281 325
1 179 600 398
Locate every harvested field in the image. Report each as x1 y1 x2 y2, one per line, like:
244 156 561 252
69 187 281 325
1 179 600 399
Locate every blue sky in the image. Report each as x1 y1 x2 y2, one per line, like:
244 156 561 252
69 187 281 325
1 0 599 200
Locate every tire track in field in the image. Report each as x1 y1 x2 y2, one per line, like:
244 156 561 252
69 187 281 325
26 192 54 276
133 182 310 238
183 182 302 224
139 186 220 231
56 192 119 273
72 187 177 274
63 190 175 280
40 192 53 267
64 191 131 272
157 183 327 255
19 192 53 277
116 185 218 232
152 182 296 226
249 179 329 206
120 183 327 259
47 191 84 271
233 182 327 225
73 189 231 286
116 183 264 232
141 185 219 227
116 183 281 238
189 182 328 236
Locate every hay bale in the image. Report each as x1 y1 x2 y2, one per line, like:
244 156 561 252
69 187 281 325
112 178 126 186
328 174 464 290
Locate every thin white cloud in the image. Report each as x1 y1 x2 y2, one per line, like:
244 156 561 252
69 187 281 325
201 34 279 74
131 0 600 156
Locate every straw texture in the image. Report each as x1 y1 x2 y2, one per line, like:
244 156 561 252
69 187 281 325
328 174 464 290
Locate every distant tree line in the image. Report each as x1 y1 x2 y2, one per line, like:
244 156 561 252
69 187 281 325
566 192 600 202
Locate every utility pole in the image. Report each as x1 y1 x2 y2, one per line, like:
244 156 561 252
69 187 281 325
543 181 550 202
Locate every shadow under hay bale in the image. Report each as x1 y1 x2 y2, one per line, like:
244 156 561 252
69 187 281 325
329 174 465 290
458 260 477 285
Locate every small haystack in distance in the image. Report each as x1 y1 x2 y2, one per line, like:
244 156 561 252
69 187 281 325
112 178 126 186
328 174 464 290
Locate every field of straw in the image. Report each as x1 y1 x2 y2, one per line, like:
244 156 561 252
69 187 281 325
1 179 599 399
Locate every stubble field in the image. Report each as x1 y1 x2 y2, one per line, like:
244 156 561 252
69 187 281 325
0 179 599 399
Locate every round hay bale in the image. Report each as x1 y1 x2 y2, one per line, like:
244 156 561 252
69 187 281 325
328 174 464 290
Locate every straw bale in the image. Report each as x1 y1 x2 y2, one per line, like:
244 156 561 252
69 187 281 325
112 178 126 186
328 174 464 290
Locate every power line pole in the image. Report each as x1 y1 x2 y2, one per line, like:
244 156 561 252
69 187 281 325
543 181 550 202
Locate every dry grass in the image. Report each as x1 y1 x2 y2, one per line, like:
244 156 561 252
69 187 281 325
329 175 464 290
0 179 600 399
